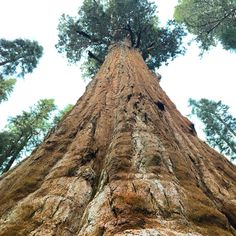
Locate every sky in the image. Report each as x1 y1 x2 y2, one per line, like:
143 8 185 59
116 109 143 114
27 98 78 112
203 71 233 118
0 0 236 140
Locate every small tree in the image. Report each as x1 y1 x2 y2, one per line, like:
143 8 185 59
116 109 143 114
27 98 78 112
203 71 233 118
174 0 236 51
56 0 186 77
0 99 56 173
189 98 236 160
0 101 74 174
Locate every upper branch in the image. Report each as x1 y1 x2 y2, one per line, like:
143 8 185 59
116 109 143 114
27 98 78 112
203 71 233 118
76 29 107 45
88 51 103 64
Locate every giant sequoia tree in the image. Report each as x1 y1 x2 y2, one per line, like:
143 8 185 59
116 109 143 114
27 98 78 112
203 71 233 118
0 1 236 235
56 0 185 76
0 42 236 235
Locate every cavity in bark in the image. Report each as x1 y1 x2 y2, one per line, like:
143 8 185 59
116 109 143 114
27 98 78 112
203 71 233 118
189 123 197 135
155 101 165 111
80 149 98 165
127 94 132 102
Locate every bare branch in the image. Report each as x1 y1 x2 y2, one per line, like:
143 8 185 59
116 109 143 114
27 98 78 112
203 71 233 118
88 51 103 64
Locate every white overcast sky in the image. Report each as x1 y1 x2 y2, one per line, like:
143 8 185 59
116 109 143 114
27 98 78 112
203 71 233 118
0 0 236 138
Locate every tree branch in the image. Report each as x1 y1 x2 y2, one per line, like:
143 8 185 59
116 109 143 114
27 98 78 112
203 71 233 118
135 23 149 48
88 51 103 64
93 0 99 6
214 113 236 138
186 8 236 34
76 29 100 42
0 56 23 67
123 23 135 47
145 42 155 51
135 30 142 48
76 28 108 45
205 8 236 34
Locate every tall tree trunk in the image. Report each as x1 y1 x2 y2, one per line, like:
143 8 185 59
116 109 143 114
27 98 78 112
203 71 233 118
0 43 236 236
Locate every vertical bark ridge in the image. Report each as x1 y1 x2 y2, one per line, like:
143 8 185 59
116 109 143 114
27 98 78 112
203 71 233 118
0 43 236 236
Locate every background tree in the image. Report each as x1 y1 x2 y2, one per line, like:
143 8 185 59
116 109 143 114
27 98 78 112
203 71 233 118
189 98 236 160
0 39 43 77
174 0 236 51
53 103 74 125
0 99 56 173
0 38 43 102
0 101 74 174
0 76 16 103
56 0 186 77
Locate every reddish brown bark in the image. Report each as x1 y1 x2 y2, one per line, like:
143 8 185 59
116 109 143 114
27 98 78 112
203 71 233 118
0 43 236 236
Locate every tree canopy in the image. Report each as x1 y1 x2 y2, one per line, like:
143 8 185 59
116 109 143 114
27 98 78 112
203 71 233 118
174 0 236 51
0 38 43 103
56 0 186 77
0 39 43 77
190 98 236 160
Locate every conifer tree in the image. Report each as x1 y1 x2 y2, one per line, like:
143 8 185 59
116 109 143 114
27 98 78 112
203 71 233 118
0 38 43 102
56 0 186 77
190 98 236 160
0 101 74 173
0 99 56 173
0 1 236 235
174 0 236 51
0 39 43 77
0 76 16 103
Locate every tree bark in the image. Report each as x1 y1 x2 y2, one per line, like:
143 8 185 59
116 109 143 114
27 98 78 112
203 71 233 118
0 43 236 236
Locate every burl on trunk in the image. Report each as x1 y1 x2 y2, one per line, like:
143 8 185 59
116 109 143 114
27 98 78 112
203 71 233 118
0 43 236 236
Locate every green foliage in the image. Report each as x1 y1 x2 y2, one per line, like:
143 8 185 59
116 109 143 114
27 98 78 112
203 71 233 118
0 99 56 173
174 0 236 51
53 104 74 125
0 101 74 174
56 0 186 77
0 76 16 103
0 38 43 77
0 38 43 103
189 98 236 160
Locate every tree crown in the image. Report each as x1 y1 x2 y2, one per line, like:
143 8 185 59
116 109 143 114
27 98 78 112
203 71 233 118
0 38 43 77
56 0 186 77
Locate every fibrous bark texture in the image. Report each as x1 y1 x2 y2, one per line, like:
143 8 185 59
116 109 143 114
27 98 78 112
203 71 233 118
0 43 236 236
